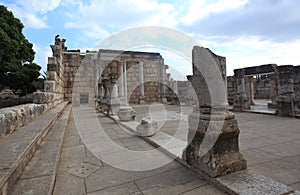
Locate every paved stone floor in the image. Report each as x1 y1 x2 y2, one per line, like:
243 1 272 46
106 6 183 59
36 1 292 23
133 104 300 191
54 109 226 195
54 104 300 194
236 112 300 191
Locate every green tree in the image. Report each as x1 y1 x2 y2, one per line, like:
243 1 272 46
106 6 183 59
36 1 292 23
0 5 42 95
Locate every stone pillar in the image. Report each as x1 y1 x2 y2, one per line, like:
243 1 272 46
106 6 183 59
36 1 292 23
138 61 145 104
118 62 124 97
233 69 250 111
268 71 279 109
276 65 296 117
245 76 255 105
184 46 246 178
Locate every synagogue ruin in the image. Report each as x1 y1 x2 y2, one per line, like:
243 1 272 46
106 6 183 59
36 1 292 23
1 35 299 194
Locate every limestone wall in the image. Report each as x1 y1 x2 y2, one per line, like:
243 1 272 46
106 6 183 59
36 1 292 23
254 77 273 99
0 104 47 137
227 76 235 105
63 51 83 102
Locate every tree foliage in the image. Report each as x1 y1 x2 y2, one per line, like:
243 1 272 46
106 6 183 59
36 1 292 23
0 5 42 94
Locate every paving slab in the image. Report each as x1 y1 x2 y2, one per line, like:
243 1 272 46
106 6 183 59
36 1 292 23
135 167 207 194
241 148 281 166
87 182 141 195
181 184 227 195
53 173 86 195
215 170 294 195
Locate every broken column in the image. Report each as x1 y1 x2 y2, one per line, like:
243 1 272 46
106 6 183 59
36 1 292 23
276 65 297 117
233 69 250 111
184 46 246 178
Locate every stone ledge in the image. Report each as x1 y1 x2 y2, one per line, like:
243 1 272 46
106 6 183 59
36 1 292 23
214 170 294 195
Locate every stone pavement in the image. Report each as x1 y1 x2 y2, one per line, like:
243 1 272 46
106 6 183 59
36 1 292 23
54 104 300 194
54 108 226 195
133 104 300 191
236 112 300 191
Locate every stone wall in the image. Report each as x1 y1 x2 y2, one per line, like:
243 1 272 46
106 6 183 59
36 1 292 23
45 37 171 106
63 50 83 102
0 90 34 108
44 36 66 104
254 76 273 99
0 103 48 137
227 76 235 105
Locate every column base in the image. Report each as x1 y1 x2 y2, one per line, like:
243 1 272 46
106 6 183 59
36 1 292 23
233 94 250 111
139 96 146 104
276 95 297 117
184 110 247 178
117 106 136 121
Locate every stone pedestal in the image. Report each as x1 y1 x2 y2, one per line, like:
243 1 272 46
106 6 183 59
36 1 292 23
184 46 246 178
276 95 296 117
233 94 250 112
233 69 250 111
276 65 297 117
136 117 158 137
185 109 246 178
117 106 136 121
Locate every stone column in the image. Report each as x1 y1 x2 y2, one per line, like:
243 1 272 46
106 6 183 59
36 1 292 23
245 76 255 105
233 69 250 111
184 46 246 178
276 65 296 117
138 61 145 104
118 62 124 97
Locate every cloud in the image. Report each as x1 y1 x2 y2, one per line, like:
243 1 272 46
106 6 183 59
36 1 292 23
63 0 178 39
180 0 249 25
199 35 300 75
32 43 52 74
181 0 300 42
2 0 62 28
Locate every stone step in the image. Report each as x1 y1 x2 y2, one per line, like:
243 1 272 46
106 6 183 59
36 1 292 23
10 104 71 195
0 102 68 195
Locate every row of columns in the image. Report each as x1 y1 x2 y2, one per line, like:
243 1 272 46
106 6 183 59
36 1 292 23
98 60 147 105
232 65 299 117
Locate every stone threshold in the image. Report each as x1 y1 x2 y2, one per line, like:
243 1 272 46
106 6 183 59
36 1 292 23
0 101 69 195
109 115 297 195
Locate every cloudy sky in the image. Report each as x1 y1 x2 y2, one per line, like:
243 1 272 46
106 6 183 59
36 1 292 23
1 0 300 78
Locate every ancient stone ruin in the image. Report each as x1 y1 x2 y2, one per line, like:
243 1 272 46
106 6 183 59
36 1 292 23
184 46 247 178
227 64 300 117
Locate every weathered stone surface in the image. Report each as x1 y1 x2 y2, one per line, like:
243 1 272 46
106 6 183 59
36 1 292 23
215 170 294 195
0 114 6 137
117 106 136 121
0 104 48 137
185 110 247 178
136 117 158 137
233 94 250 111
276 65 298 117
185 46 246 178
33 92 54 104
